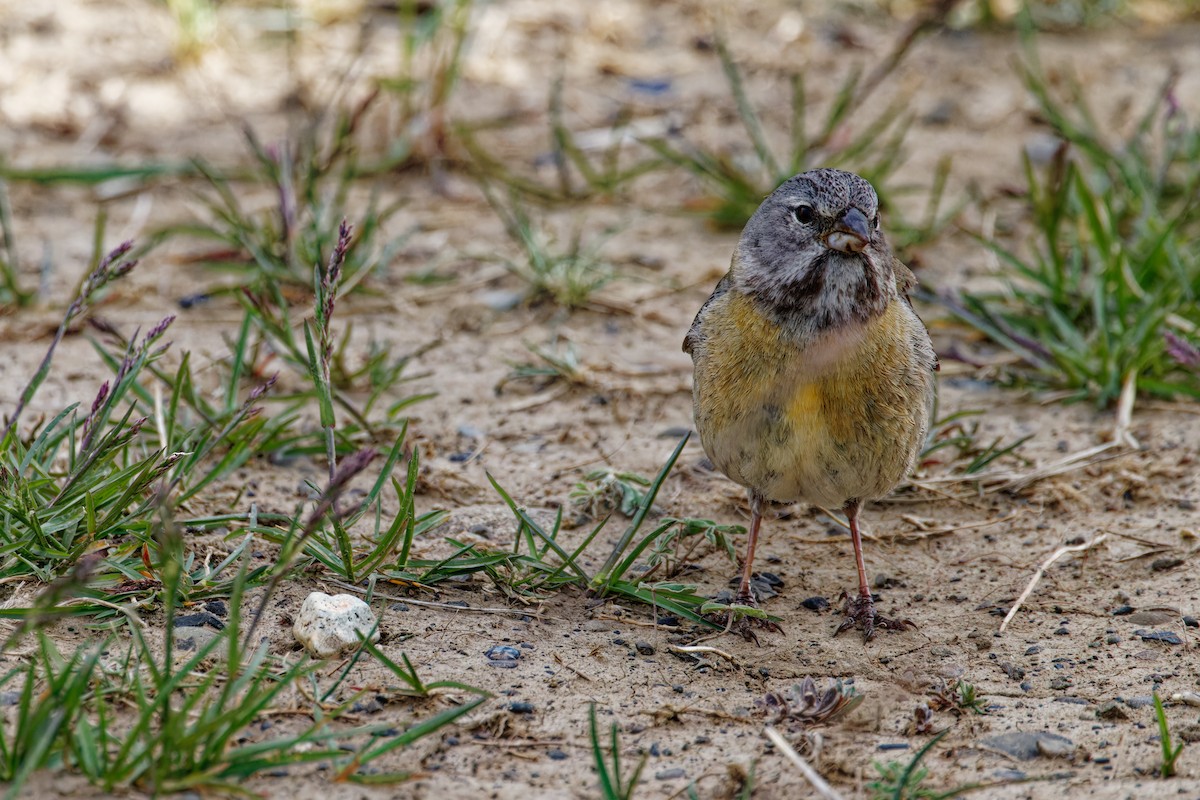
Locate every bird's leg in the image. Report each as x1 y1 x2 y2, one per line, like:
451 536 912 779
835 499 914 641
735 492 765 607
711 491 781 641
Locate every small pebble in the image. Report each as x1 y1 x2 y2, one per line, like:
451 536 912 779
1184 616 1198 628
982 732 1074 761
877 743 909 751
1024 645 1042 656
1054 627 1070 636
1110 605 1135 616
485 645 521 668
508 701 535 714
1037 736 1076 758
389 602 410 612
547 749 568 760
655 768 686 781
1125 696 1156 709
203 600 227 617
873 574 899 589
657 616 680 627
1096 701 1128 720
174 611 225 630
1136 630 1183 645
635 642 655 656
800 596 830 612
992 769 1027 781
1105 634 1121 644
0 691 21 706
446 600 470 608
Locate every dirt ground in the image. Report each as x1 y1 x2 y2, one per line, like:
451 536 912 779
3 1 1200 798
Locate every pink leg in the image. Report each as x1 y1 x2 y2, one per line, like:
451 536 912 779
736 493 764 604
835 500 914 641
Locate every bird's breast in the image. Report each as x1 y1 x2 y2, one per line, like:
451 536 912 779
692 292 932 506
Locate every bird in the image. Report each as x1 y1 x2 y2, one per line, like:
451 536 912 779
683 168 937 640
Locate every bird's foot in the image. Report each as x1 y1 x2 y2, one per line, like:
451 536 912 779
834 592 914 642
706 592 783 644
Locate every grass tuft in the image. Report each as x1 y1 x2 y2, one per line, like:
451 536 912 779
943 27 1200 406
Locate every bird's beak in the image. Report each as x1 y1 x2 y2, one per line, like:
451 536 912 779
824 208 871 254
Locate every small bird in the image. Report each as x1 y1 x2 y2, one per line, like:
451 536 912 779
684 168 937 640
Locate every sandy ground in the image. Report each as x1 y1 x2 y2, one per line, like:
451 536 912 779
3 1 1200 798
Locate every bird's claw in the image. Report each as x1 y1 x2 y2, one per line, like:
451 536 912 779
834 593 914 642
705 593 783 644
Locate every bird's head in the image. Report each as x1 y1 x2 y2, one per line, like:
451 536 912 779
733 168 898 336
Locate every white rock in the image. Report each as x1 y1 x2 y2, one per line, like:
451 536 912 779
293 592 380 658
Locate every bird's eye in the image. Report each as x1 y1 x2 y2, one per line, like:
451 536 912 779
872 213 881 230
793 205 816 225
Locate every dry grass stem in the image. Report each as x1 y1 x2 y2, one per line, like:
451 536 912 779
764 726 844 800
999 533 1110 634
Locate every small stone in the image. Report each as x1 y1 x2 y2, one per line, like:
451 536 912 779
485 645 522 668
982 732 1074 761
389 602 410 612
1172 691 1200 708
0 691 21 706
1135 630 1183 645
1126 610 1177 625
657 616 680 627
1110 605 1135 616
992 769 1027 781
1151 557 1184 572
635 642 655 656
1125 696 1156 709
203 600 227 617
292 592 380 658
1037 736 1076 758
1049 678 1072 690
352 698 384 714
800 596 830 612
655 768 686 781
1054 627 1070 636
477 289 524 311
1184 616 1199 628
1001 662 1025 681
1105 634 1121 644
547 749 568 760
174 611 225 630
508 701 535 713
1024 645 1042 656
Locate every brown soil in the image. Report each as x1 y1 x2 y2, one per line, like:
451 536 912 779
3 1 1200 798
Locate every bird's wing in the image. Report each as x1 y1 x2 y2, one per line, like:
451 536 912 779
893 257 918 297
683 272 732 355
893 256 940 373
